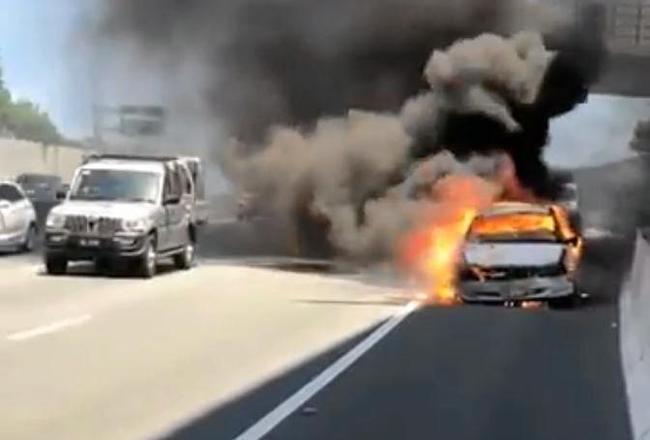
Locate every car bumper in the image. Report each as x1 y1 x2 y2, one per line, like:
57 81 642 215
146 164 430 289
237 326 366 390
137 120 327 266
0 230 25 250
459 275 575 303
45 232 148 260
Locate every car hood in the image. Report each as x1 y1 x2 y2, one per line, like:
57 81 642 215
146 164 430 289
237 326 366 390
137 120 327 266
51 200 157 220
463 242 565 267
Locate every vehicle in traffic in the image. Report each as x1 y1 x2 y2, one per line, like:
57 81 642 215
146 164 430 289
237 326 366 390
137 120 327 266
15 173 64 202
0 181 38 253
458 202 583 307
44 155 201 277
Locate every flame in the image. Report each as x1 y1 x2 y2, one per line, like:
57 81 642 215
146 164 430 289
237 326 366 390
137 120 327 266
399 174 498 304
468 212 555 237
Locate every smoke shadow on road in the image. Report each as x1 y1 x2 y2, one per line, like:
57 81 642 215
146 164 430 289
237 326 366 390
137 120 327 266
160 323 381 440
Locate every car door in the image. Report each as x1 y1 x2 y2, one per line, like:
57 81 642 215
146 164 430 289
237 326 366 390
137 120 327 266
0 184 27 235
161 165 185 250
178 164 195 229
14 186 35 232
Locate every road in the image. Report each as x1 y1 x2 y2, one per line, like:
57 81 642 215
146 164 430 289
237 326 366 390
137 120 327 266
0 235 633 440
0 251 408 440
0 197 636 440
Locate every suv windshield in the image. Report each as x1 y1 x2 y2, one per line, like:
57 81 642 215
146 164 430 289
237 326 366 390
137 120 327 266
70 169 160 203
467 212 560 243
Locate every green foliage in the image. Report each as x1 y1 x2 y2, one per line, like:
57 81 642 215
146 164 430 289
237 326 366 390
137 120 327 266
0 65 62 144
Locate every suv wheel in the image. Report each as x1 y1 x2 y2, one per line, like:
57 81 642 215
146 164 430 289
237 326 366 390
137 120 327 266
21 224 37 252
135 236 157 278
45 256 67 275
174 239 195 270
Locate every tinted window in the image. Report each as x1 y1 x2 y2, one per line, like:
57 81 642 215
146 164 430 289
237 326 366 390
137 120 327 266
0 184 23 202
180 166 193 195
16 174 61 187
163 165 181 200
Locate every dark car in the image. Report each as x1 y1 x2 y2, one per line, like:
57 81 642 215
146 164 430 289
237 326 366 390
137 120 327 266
16 173 64 202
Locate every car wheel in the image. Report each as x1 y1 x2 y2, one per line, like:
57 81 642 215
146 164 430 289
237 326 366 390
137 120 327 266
45 256 67 275
173 239 195 270
21 224 37 252
135 236 157 279
95 258 115 276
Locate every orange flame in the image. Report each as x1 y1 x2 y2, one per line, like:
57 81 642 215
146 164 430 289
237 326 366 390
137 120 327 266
468 212 555 237
399 174 499 304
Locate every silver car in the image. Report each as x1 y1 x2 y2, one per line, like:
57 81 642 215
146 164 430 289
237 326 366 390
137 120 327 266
0 181 38 253
458 202 582 307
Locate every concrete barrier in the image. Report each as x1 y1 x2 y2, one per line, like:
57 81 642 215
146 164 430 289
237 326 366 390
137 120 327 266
621 229 650 439
0 138 85 183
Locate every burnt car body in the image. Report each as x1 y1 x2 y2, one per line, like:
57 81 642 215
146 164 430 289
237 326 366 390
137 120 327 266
458 202 582 306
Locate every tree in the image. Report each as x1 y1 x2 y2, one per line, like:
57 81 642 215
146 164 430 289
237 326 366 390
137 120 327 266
0 63 63 144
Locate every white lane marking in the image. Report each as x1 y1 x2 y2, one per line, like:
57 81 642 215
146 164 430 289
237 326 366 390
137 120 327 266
234 300 420 440
6 314 92 342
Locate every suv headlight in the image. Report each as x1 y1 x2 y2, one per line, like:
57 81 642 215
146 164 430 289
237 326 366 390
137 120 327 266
46 213 66 229
122 218 151 233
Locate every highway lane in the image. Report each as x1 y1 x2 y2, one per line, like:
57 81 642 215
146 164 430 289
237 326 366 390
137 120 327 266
0 253 408 440
162 238 632 440
1 165 638 440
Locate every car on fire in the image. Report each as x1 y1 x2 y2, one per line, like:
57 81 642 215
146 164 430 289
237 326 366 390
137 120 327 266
44 155 202 277
458 202 582 307
0 181 38 253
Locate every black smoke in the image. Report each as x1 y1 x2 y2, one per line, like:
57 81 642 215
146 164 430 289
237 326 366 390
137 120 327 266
95 0 606 199
412 3 607 198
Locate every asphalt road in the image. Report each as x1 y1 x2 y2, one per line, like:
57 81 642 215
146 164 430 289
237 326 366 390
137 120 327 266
1 164 638 440
0 250 407 440
0 233 633 440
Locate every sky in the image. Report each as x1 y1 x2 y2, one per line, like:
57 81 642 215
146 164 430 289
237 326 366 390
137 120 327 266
0 1 647 167
0 0 97 137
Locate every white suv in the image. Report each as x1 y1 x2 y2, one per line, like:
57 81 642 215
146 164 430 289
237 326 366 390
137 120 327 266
44 155 200 277
0 182 37 253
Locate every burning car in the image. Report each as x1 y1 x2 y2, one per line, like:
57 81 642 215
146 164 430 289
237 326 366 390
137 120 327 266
458 202 582 307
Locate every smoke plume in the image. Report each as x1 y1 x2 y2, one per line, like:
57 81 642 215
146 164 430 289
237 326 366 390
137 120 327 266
93 1 606 259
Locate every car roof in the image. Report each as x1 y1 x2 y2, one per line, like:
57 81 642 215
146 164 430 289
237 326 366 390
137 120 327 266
17 173 59 178
80 160 166 174
478 202 551 217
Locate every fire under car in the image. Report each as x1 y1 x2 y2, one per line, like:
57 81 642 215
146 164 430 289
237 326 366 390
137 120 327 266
458 202 583 308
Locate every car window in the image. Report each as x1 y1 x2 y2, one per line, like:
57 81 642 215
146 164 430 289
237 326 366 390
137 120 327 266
179 165 193 195
70 170 160 202
163 165 181 201
467 212 560 242
0 184 24 202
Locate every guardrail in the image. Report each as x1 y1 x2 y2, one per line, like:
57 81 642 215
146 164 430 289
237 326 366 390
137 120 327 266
620 229 650 439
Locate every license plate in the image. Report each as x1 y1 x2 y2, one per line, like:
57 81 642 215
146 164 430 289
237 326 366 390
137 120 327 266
80 238 100 247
